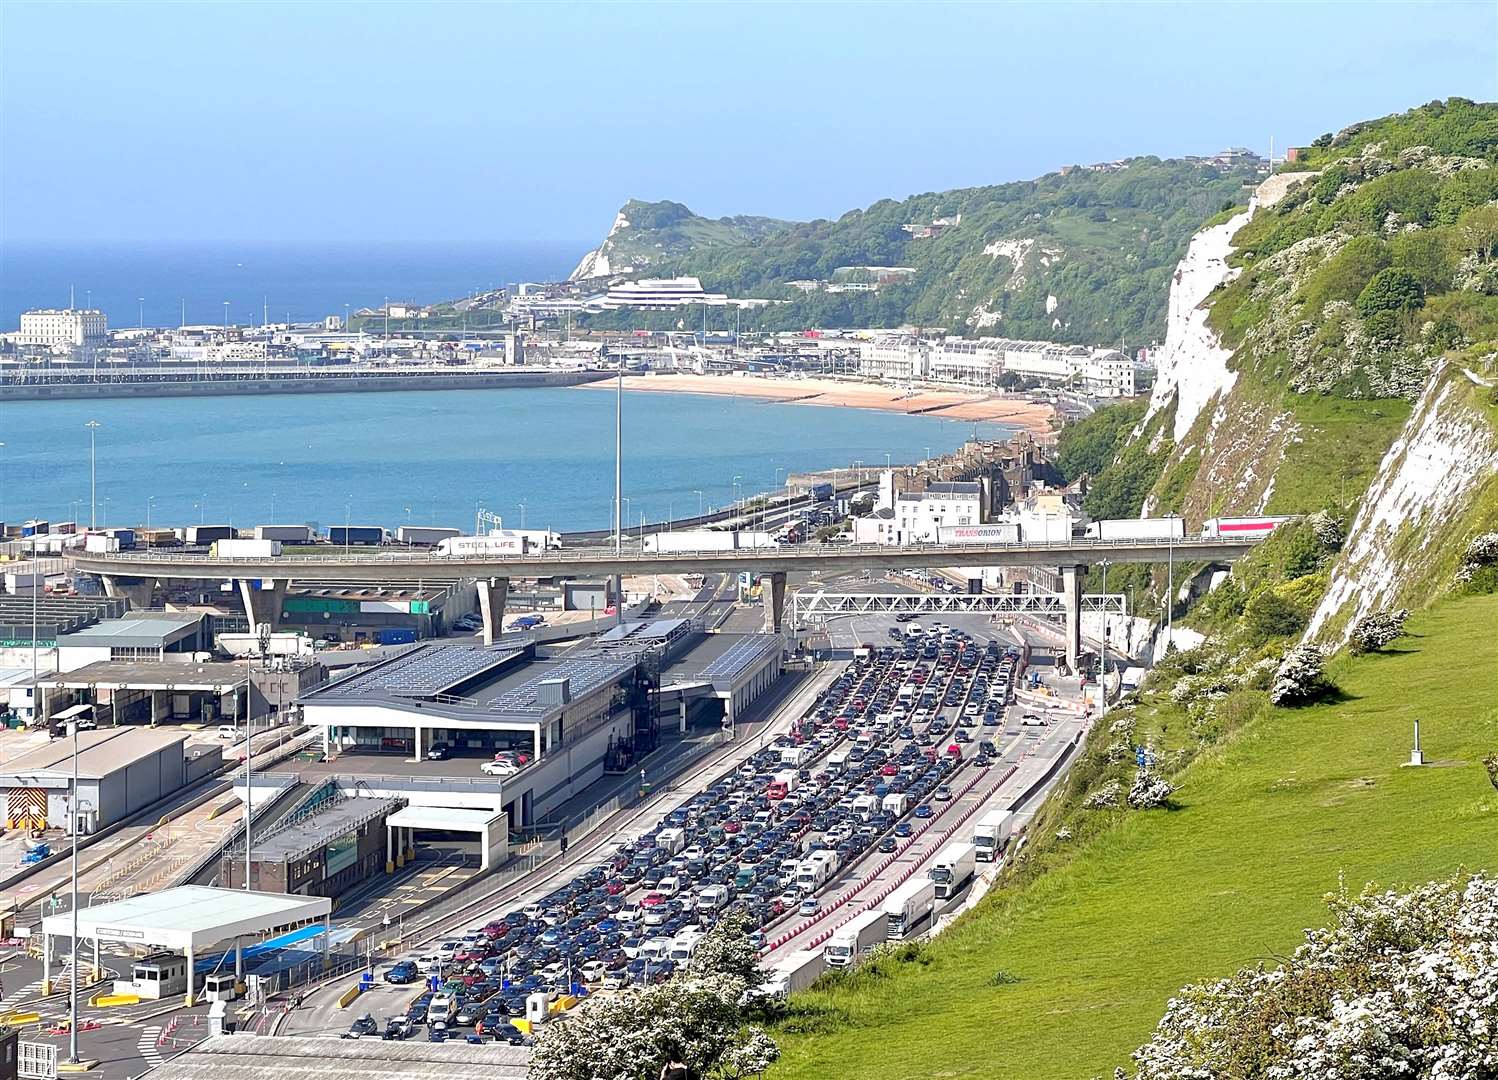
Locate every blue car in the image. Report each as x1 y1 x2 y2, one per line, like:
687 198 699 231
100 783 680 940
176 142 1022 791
894 821 913 837
914 804 933 819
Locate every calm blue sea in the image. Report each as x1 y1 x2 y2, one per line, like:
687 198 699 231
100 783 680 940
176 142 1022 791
0 240 582 329
0 388 1009 533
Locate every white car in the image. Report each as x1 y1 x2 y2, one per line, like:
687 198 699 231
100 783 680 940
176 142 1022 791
616 903 641 924
481 760 519 776
1020 716 1047 728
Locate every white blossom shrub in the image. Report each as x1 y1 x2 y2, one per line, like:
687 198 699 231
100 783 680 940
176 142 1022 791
1128 873 1498 1080
530 912 778 1080
1126 769 1175 810
1308 510 1345 551
1348 608 1411 654
1084 780 1123 810
1270 644 1330 706
1456 532 1498 587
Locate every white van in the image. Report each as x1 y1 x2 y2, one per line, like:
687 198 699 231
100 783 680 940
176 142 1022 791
428 993 456 1027
658 876 681 899
640 938 672 962
668 930 704 964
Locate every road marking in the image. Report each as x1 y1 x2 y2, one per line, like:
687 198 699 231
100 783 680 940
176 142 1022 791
138 1025 165 1070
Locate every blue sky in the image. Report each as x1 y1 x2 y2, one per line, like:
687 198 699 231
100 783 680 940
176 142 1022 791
2 1 1494 245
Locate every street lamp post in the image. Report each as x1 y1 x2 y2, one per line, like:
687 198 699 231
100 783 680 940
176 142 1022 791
1164 512 1179 652
693 490 703 522
1099 559 1111 718
68 712 80 1065
85 420 100 530
146 496 155 532
518 502 526 530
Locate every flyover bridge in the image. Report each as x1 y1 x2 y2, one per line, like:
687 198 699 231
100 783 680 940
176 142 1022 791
70 536 1255 670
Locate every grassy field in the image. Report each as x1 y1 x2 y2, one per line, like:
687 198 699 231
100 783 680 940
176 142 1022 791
769 594 1498 1080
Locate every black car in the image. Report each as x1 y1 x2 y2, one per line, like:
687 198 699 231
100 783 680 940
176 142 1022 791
427 743 450 761
343 1014 379 1039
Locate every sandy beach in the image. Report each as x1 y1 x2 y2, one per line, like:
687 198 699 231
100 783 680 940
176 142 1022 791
575 372 1055 432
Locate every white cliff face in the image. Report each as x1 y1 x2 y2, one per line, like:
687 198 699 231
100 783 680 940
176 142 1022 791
569 211 631 281
1306 364 1498 642
1143 206 1252 442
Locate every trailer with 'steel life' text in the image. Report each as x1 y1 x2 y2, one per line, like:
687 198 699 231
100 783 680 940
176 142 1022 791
823 908 888 967
972 809 1015 862
1083 517 1187 541
1199 515 1294 539
436 534 531 557
929 840 976 900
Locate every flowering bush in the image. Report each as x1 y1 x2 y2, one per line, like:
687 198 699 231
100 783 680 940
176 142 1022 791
1348 608 1411 654
1127 769 1175 810
1269 644 1331 706
1084 780 1123 810
530 912 778 1080
1129 873 1498 1080
1308 510 1345 551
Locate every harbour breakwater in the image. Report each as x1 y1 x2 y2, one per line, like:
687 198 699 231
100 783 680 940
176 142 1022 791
0 367 611 402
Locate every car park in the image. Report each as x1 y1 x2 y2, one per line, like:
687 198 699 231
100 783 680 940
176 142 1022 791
370 628 1029 1017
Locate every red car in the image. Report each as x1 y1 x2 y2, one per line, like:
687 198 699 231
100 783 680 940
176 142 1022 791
605 880 626 895
724 820 742 834
641 892 665 908
880 763 898 776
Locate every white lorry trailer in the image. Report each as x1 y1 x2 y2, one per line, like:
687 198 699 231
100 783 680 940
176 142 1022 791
882 877 937 940
929 841 977 900
972 809 1015 862
823 908 888 967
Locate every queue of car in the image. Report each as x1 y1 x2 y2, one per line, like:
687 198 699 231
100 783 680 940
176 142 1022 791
364 624 1024 1037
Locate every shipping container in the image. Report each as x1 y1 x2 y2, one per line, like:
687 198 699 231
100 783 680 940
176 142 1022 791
186 525 236 545
211 539 282 558
376 628 417 646
20 520 48 538
1084 517 1187 541
327 525 386 546
809 482 834 502
84 535 120 554
1200 516 1293 539
936 523 1021 544
254 525 315 543
396 526 462 546
52 522 77 535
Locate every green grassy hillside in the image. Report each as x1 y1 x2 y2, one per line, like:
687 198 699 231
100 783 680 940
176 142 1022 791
572 158 1258 344
769 594 1498 1079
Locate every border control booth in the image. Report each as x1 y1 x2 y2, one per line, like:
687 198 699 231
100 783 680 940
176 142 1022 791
38 885 332 1006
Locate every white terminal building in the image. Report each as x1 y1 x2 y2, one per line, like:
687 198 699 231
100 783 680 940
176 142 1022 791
19 308 108 349
858 334 1137 397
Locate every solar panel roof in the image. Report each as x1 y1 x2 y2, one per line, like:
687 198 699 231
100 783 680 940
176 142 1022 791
312 644 526 700
487 656 636 716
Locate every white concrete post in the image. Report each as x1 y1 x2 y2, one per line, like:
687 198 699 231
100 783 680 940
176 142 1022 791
1062 565 1083 674
184 945 195 1007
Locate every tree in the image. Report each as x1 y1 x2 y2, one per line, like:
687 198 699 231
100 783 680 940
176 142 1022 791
1269 644 1330 706
1348 608 1410 654
1056 400 1148 483
1129 874 1498 1080
1355 267 1426 318
687 912 764 987
849 494 876 516
1243 586 1310 640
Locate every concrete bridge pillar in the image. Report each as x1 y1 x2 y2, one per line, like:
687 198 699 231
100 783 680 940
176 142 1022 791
478 577 509 646
1062 566 1083 674
761 572 787 634
100 574 155 610
237 578 287 632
